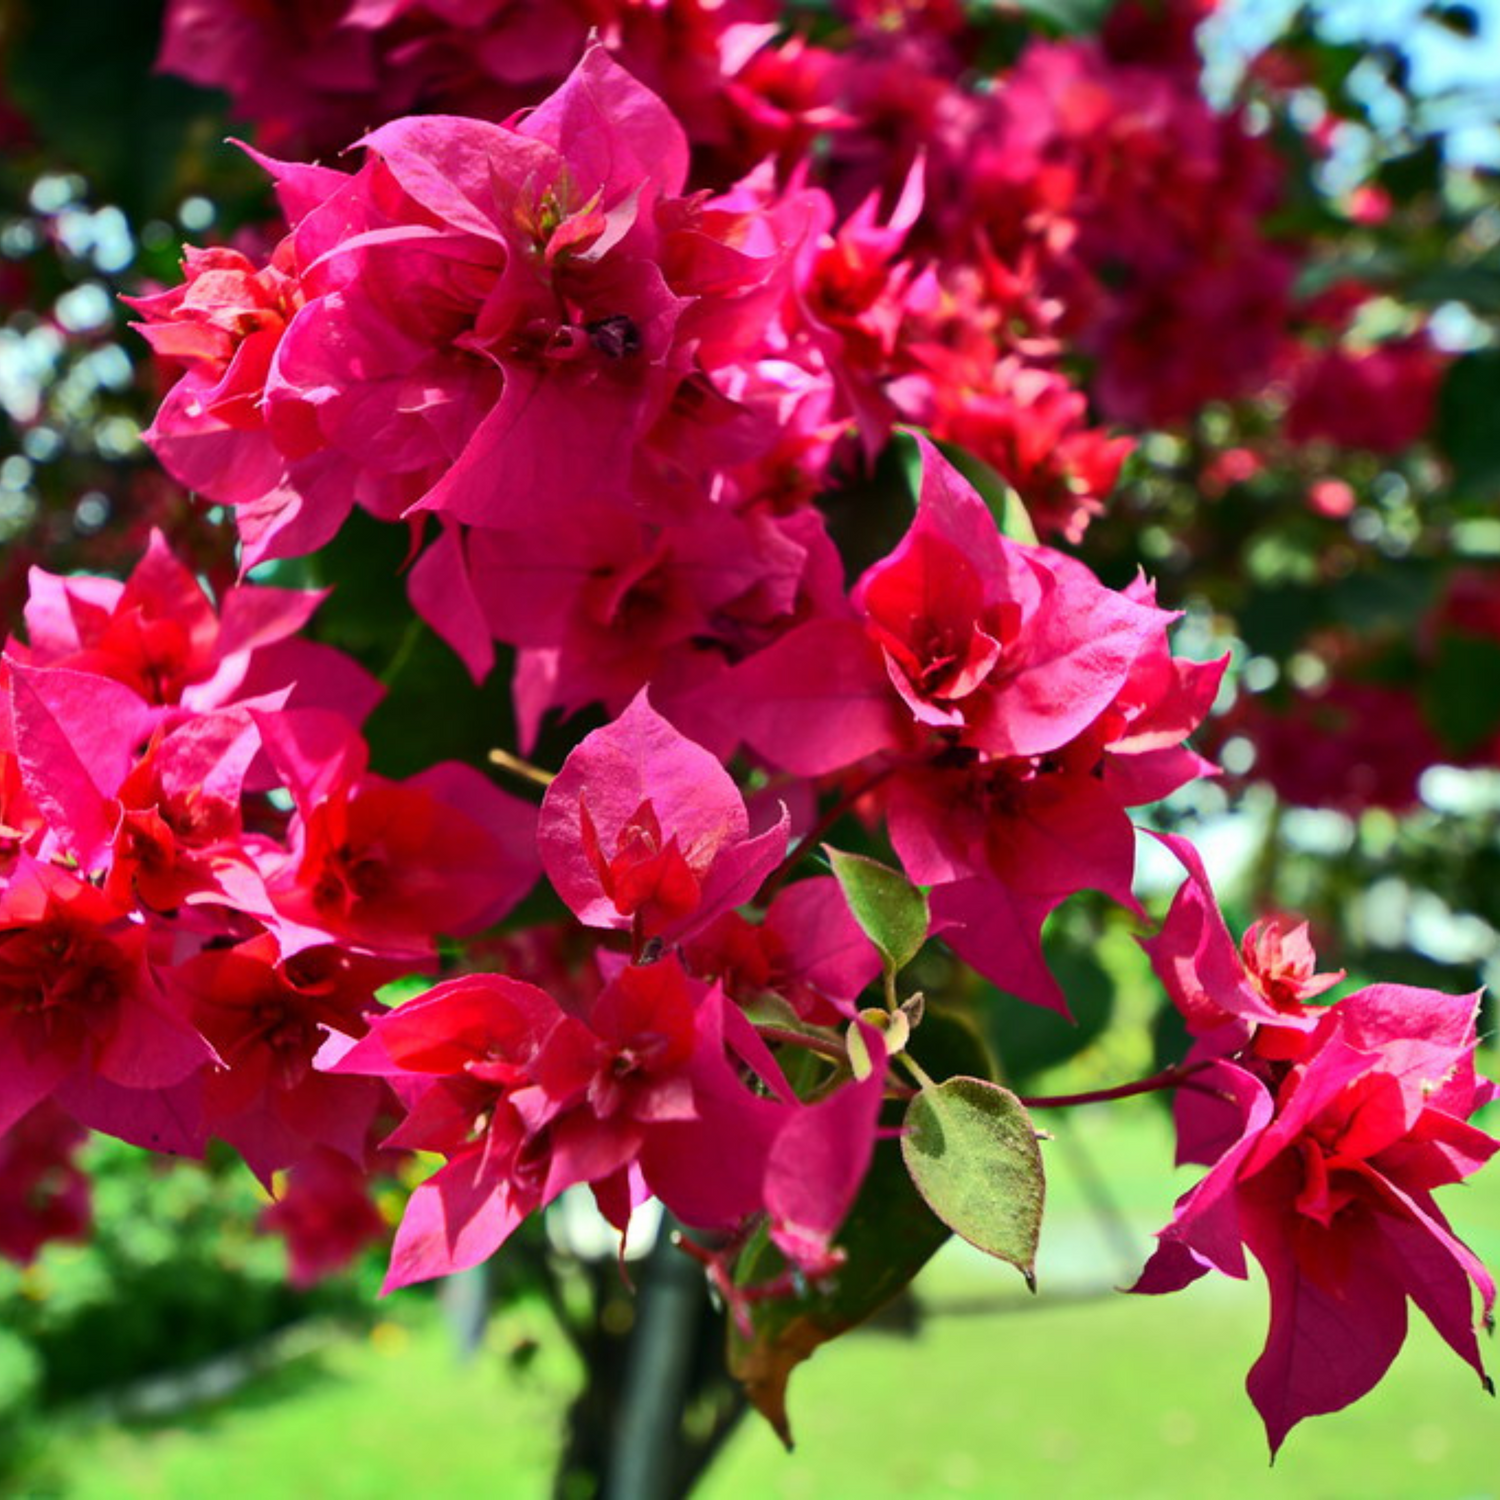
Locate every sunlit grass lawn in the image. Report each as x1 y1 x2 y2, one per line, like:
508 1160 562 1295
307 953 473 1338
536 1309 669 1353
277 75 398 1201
15 1101 1500 1499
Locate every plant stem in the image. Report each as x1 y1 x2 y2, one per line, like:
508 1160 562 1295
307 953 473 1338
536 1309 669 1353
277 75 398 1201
379 614 423 686
897 1049 937 1092
755 1026 916 1099
1018 1059 1217 1110
756 1025 847 1065
487 746 556 788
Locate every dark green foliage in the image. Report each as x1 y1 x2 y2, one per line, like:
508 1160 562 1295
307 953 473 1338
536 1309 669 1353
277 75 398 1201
0 1141 373 1411
1438 351 1500 500
981 942 1114 1088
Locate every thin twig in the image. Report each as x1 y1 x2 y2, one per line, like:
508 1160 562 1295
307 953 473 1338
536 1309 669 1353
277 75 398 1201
487 747 557 788
1019 1058 1217 1110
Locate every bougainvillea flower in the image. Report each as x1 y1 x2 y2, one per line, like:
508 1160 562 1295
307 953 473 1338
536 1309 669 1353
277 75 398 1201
131 246 307 547
5 660 156 872
639 980 886 1275
0 1100 92 1265
1095 583 1227 806
724 441 1220 1011
796 165 925 460
467 500 815 740
538 691 788 944
255 709 539 960
759 1021 887 1275
326 961 707 1287
106 704 271 913
142 38 840 631
326 952 886 1288
1284 335 1445 456
682 875 883 1026
0 730 44 881
259 1147 390 1288
911 357 1135 543
907 657 1222 1007
1133 985 1498 1453
729 436 1170 776
322 970 569 1288
0 856 212 1141
1141 833 1340 1052
156 0 784 167
13 528 380 721
936 31 1294 427
272 44 697 536
175 934 387 1185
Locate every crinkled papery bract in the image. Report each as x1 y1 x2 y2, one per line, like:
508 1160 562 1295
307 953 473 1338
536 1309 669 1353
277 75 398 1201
730 435 1173 776
682 874 883 1027
105 706 270 913
466 498 829 743
176 934 389 1187
1133 978 1499 1454
0 531 511 1188
727 437 1221 1011
1141 832 1341 1059
323 955 884 1289
254 709 540 962
10 526 381 721
538 691 787 944
0 856 211 1144
138 43 836 701
155 0 784 167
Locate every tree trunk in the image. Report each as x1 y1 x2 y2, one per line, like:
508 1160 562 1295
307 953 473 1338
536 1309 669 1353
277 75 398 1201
552 1221 746 1500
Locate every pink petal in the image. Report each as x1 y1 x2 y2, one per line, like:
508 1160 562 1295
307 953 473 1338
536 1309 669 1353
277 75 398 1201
7 662 156 868
728 619 896 777
407 523 495 683
384 1152 533 1291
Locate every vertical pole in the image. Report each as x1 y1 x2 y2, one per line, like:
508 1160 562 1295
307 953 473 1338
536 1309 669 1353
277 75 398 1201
604 1218 704 1500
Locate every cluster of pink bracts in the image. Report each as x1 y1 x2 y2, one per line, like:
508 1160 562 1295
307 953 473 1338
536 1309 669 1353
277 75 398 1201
0 2 1493 1457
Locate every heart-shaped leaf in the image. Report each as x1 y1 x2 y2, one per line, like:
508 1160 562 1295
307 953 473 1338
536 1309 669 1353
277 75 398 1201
901 1076 1044 1286
825 846 929 976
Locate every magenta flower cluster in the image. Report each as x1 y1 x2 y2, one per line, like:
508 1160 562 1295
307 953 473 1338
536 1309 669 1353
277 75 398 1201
0 3 1490 1456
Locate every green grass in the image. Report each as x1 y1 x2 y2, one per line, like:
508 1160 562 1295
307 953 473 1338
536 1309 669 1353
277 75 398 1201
12 1102 1500 1499
705 1272 1500 1500
707 1100 1500 1500
10 1307 570 1499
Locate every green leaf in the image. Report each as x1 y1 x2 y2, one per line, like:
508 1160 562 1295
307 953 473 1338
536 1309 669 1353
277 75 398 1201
1421 632 1500 755
1010 0 1112 34
726 1007 989 1445
901 1077 1044 1286
980 941 1114 1087
825 847 929 975
376 974 438 1009
1438 351 1500 499
1407 262 1500 317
